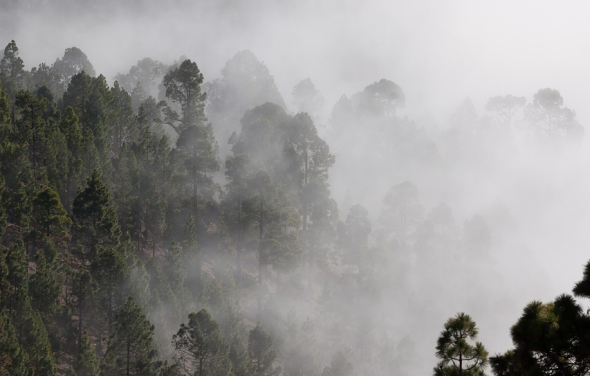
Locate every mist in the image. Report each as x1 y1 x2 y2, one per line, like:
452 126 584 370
2 0 590 375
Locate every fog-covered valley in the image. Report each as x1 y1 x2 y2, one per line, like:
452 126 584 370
1 1 590 376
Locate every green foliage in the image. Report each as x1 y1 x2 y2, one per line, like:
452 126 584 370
163 59 207 131
434 313 488 376
0 310 28 376
172 309 230 376
32 186 71 243
75 331 99 376
73 169 121 258
0 40 26 105
103 297 160 376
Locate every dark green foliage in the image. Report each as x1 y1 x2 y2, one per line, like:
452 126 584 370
434 313 488 376
29 252 61 314
0 309 28 376
74 331 99 376
163 59 207 131
32 186 71 244
73 169 121 258
91 247 128 330
573 260 590 298
103 297 160 376
491 295 590 376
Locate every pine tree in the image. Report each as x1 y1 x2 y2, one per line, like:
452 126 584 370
71 270 96 353
182 213 198 257
74 331 99 376
162 59 207 131
111 81 137 154
102 297 160 376
248 323 276 376
14 90 48 185
0 308 28 376
73 169 121 260
172 309 230 376
58 106 84 209
229 335 255 376
434 313 488 376
29 251 61 315
32 186 72 244
0 41 26 109
90 247 128 332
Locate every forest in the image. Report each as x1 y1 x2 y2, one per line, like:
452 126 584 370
1 3 590 375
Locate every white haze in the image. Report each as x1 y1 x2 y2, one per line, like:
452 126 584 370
4 0 590 373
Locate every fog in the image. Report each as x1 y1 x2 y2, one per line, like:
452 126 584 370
2 0 590 374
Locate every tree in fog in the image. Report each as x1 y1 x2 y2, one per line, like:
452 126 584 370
340 204 371 271
378 181 423 246
350 79 405 119
0 40 26 107
292 78 325 120
524 88 583 142
434 313 488 376
102 297 160 376
114 57 167 99
172 309 230 376
163 59 220 224
163 59 207 131
248 323 276 376
53 47 95 85
485 94 526 128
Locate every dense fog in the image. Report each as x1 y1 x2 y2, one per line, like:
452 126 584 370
1 1 590 375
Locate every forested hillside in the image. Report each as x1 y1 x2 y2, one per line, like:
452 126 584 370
1 36 589 376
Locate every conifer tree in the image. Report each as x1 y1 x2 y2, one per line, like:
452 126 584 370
103 297 160 376
58 106 84 208
71 270 96 352
183 213 198 257
163 59 207 131
14 90 48 185
73 331 99 376
32 186 71 244
434 313 488 376
29 252 61 315
248 323 276 376
229 335 255 376
172 309 230 376
90 247 128 331
111 81 137 154
0 309 28 376
73 169 121 259
0 40 26 109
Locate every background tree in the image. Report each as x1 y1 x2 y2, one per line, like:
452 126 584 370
485 95 526 128
53 47 95 86
524 88 583 142
292 78 325 121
